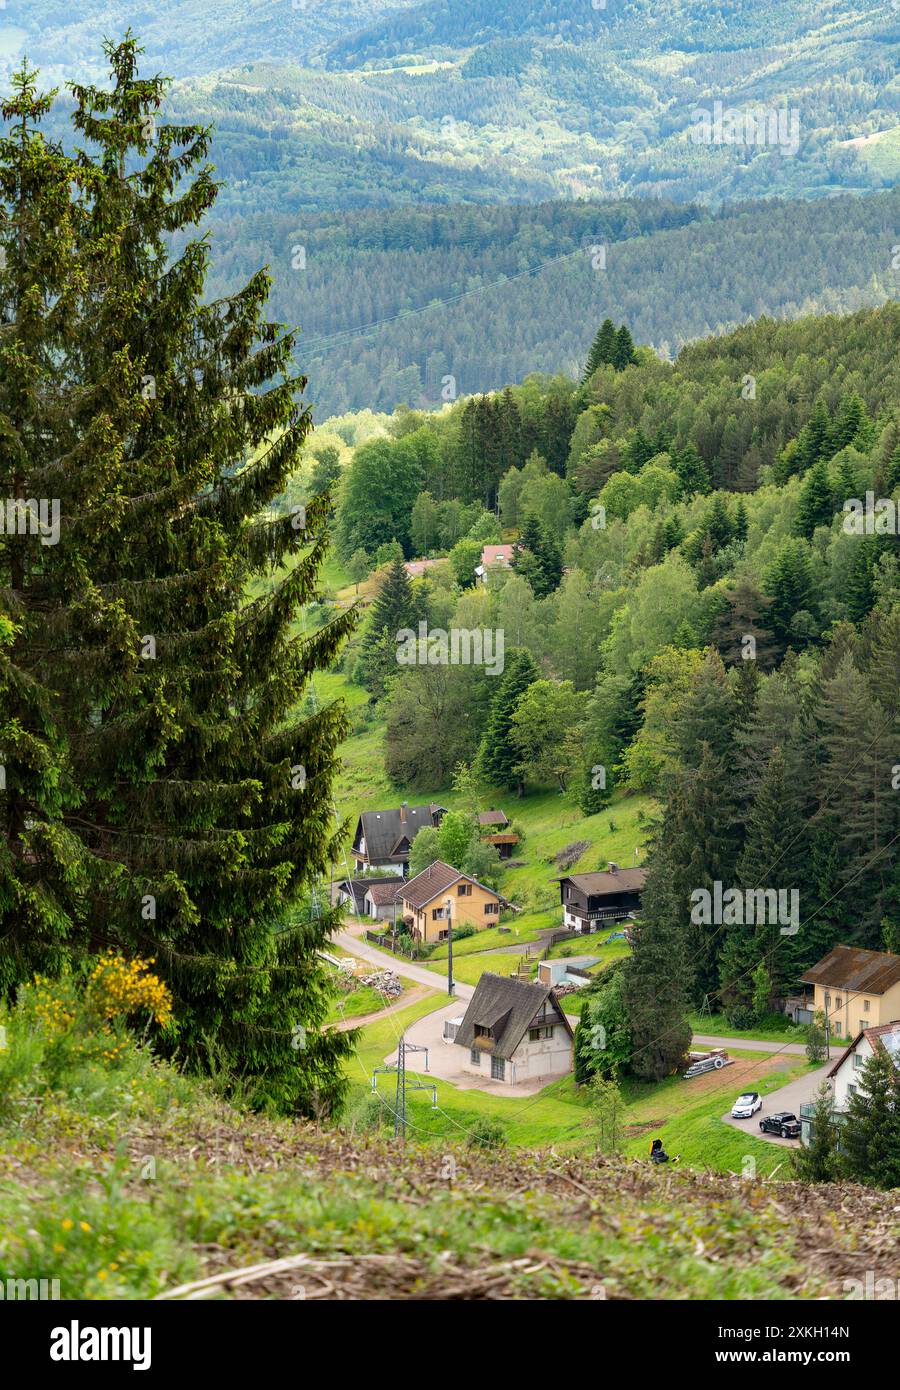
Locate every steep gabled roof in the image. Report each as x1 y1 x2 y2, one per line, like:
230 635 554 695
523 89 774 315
455 972 574 1060
333 878 370 914
355 804 445 862
556 868 646 896
800 946 900 996
478 809 509 827
398 859 501 910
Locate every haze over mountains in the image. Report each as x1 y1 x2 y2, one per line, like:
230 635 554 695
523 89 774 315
5 0 898 412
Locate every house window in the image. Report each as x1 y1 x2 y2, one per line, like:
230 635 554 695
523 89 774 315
470 1048 481 1065
431 906 447 921
529 1026 554 1042
848 1083 857 1097
836 997 842 1009
833 1020 842 1035
457 883 471 896
863 999 870 1012
491 1055 505 1081
474 1025 491 1040
853 1052 865 1069
484 902 499 915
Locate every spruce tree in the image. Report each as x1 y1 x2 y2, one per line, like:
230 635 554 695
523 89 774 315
672 443 711 498
793 459 835 538
512 513 561 598
624 838 693 1081
791 1083 840 1183
477 649 538 792
712 575 779 670
1 40 358 1115
763 537 817 645
356 554 418 695
839 1043 900 1189
612 323 637 371
581 318 617 382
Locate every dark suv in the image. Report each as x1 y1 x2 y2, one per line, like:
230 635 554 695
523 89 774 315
759 1111 800 1139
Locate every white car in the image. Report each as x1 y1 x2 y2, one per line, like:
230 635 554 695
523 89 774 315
731 1091 762 1119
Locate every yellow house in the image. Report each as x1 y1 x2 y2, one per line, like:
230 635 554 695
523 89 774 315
397 860 503 943
799 945 900 1041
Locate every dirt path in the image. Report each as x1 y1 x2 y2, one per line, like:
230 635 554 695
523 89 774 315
328 984 434 1032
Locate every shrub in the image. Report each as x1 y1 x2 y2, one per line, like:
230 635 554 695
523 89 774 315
466 1116 507 1150
345 1091 390 1136
725 1004 757 1031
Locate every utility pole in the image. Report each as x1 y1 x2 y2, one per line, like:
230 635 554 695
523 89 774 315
393 1034 406 1137
445 894 455 998
372 1033 435 1139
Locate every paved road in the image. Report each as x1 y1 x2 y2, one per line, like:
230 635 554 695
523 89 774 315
332 927 475 999
693 1033 830 1058
721 1062 833 1148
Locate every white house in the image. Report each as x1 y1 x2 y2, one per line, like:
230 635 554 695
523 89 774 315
827 1020 900 1111
454 972 574 1085
474 543 515 585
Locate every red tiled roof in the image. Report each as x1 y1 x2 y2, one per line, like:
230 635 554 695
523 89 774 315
481 544 515 566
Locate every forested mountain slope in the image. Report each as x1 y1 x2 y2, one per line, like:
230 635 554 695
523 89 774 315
9 0 899 206
197 188 900 417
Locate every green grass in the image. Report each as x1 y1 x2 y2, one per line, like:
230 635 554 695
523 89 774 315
346 992 813 1174
0 975 866 1300
427 920 547 960
325 980 417 1023
426 952 529 988
689 1012 806 1044
619 1053 813 1173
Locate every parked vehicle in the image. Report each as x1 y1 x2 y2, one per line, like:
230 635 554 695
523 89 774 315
731 1091 762 1119
759 1111 801 1138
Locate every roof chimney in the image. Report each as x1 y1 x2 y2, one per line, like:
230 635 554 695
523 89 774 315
399 801 408 824
608 862 618 874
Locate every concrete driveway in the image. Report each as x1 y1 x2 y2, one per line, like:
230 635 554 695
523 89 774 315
381 997 567 1097
721 1062 833 1147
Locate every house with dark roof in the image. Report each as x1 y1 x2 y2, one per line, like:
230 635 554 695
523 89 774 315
799 946 900 1042
556 864 645 932
351 802 446 876
396 860 504 943
477 807 519 860
454 972 574 1085
331 878 370 916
